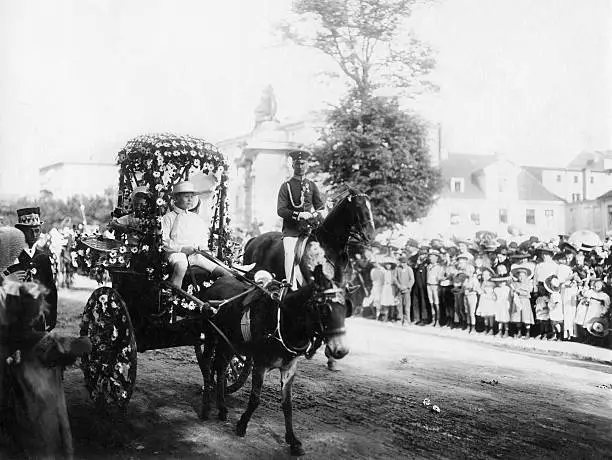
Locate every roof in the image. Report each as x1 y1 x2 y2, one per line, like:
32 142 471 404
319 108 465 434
596 189 612 201
439 153 565 202
517 170 565 202
566 150 612 170
439 153 497 199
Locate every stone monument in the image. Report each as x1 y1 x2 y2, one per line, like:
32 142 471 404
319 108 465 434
235 86 302 231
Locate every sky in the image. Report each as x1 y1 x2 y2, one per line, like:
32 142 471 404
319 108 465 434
0 0 610 195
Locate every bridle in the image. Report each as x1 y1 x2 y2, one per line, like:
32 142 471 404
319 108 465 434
308 286 348 338
318 192 374 249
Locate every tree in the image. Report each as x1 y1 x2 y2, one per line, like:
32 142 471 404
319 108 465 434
0 188 116 229
313 93 442 228
281 0 437 101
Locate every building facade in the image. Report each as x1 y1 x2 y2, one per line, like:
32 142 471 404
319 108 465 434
39 162 118 199
417 153 566 239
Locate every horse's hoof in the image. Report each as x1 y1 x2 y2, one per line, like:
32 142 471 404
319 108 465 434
236 421 247 437
218 411 228 422
290 444 305 457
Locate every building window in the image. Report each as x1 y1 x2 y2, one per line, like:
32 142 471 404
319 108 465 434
498 173 510 193
556 174 562 182
608 206 612 227
544 209 554 217
470 212 480 226
574 175 579 183
572 193 582 202
499 209 508 224
450 212 460 225
450 177 464 193
590 176 595 184
526 209 536 225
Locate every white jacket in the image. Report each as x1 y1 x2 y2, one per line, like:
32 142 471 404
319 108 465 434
161 202 208 253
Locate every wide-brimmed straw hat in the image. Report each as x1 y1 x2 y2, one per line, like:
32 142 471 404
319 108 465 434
172 181 199 195
584 317 609 338
131 185 151 199
544 274 561 294
510 264 533 279
491 275 511 282
0 227 27 273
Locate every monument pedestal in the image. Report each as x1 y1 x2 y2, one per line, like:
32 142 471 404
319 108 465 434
235 121 302 231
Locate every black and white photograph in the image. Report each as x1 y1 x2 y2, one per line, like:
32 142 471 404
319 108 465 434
0 0 610 458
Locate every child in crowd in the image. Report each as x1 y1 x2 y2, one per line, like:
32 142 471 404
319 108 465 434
546 274 564 340
426 250 446 327
535 279 552 339
510 265 535 339
492 269 511 338
476 267 496 335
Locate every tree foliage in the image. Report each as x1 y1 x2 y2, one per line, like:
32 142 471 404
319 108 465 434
313 93 442 228
281 0 437 99
0 188 116 230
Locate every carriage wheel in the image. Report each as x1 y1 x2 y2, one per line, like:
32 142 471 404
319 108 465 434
223 353 253 394
80 287 137 410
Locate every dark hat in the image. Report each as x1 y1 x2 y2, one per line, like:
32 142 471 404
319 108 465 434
15 207 44 227
544 274 561 294
288 150 311 162
584 317 609 338
536 243 557 255
509 251 530 260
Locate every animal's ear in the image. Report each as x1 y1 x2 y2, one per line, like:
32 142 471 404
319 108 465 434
345 298 353 318
313 264 325 285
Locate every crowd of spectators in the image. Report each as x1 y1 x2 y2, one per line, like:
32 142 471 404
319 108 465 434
348 231 612 348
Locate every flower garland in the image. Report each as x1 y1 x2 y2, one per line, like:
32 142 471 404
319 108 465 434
75 133 233 281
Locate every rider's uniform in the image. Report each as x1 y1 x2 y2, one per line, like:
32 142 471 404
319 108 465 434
277 174 324 289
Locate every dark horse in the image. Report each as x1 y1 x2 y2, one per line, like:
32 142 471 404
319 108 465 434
200 264 350 456
243 186 375 288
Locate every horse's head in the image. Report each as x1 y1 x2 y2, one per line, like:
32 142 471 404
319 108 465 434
309 265 351 360
322 187 375 246
0 280 91 458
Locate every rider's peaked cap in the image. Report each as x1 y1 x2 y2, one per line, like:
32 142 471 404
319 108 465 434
288 150 311 162
15 207 44 227
172 181 199 195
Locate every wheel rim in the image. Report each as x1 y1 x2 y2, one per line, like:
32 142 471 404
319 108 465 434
80 287 137 409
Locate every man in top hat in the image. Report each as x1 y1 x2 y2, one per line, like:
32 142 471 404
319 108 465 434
13 207 58 331
162 181 231 288
277 149 325 290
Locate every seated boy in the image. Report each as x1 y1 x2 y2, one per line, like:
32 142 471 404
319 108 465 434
161 181 230 288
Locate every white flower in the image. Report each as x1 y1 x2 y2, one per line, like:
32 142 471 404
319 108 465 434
118 256 125 264
109 257 117 264
431 405 441 413
153 171 161 178
156 198 164 206
119 246 127 253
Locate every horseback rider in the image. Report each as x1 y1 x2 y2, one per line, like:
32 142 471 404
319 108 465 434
277 150 326 290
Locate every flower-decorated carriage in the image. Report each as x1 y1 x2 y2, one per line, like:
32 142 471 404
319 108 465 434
77 133 254 410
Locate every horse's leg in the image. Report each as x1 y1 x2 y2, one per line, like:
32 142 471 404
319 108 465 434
214 348 230 421
280 359 304 456
236 363 266 437
196 335 215 420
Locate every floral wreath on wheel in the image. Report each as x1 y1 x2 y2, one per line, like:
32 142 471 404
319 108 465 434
75 133 233 281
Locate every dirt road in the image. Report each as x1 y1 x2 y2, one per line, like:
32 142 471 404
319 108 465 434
52 279 612 459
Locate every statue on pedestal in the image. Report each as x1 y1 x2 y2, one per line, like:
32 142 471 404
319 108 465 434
254 85 278 128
